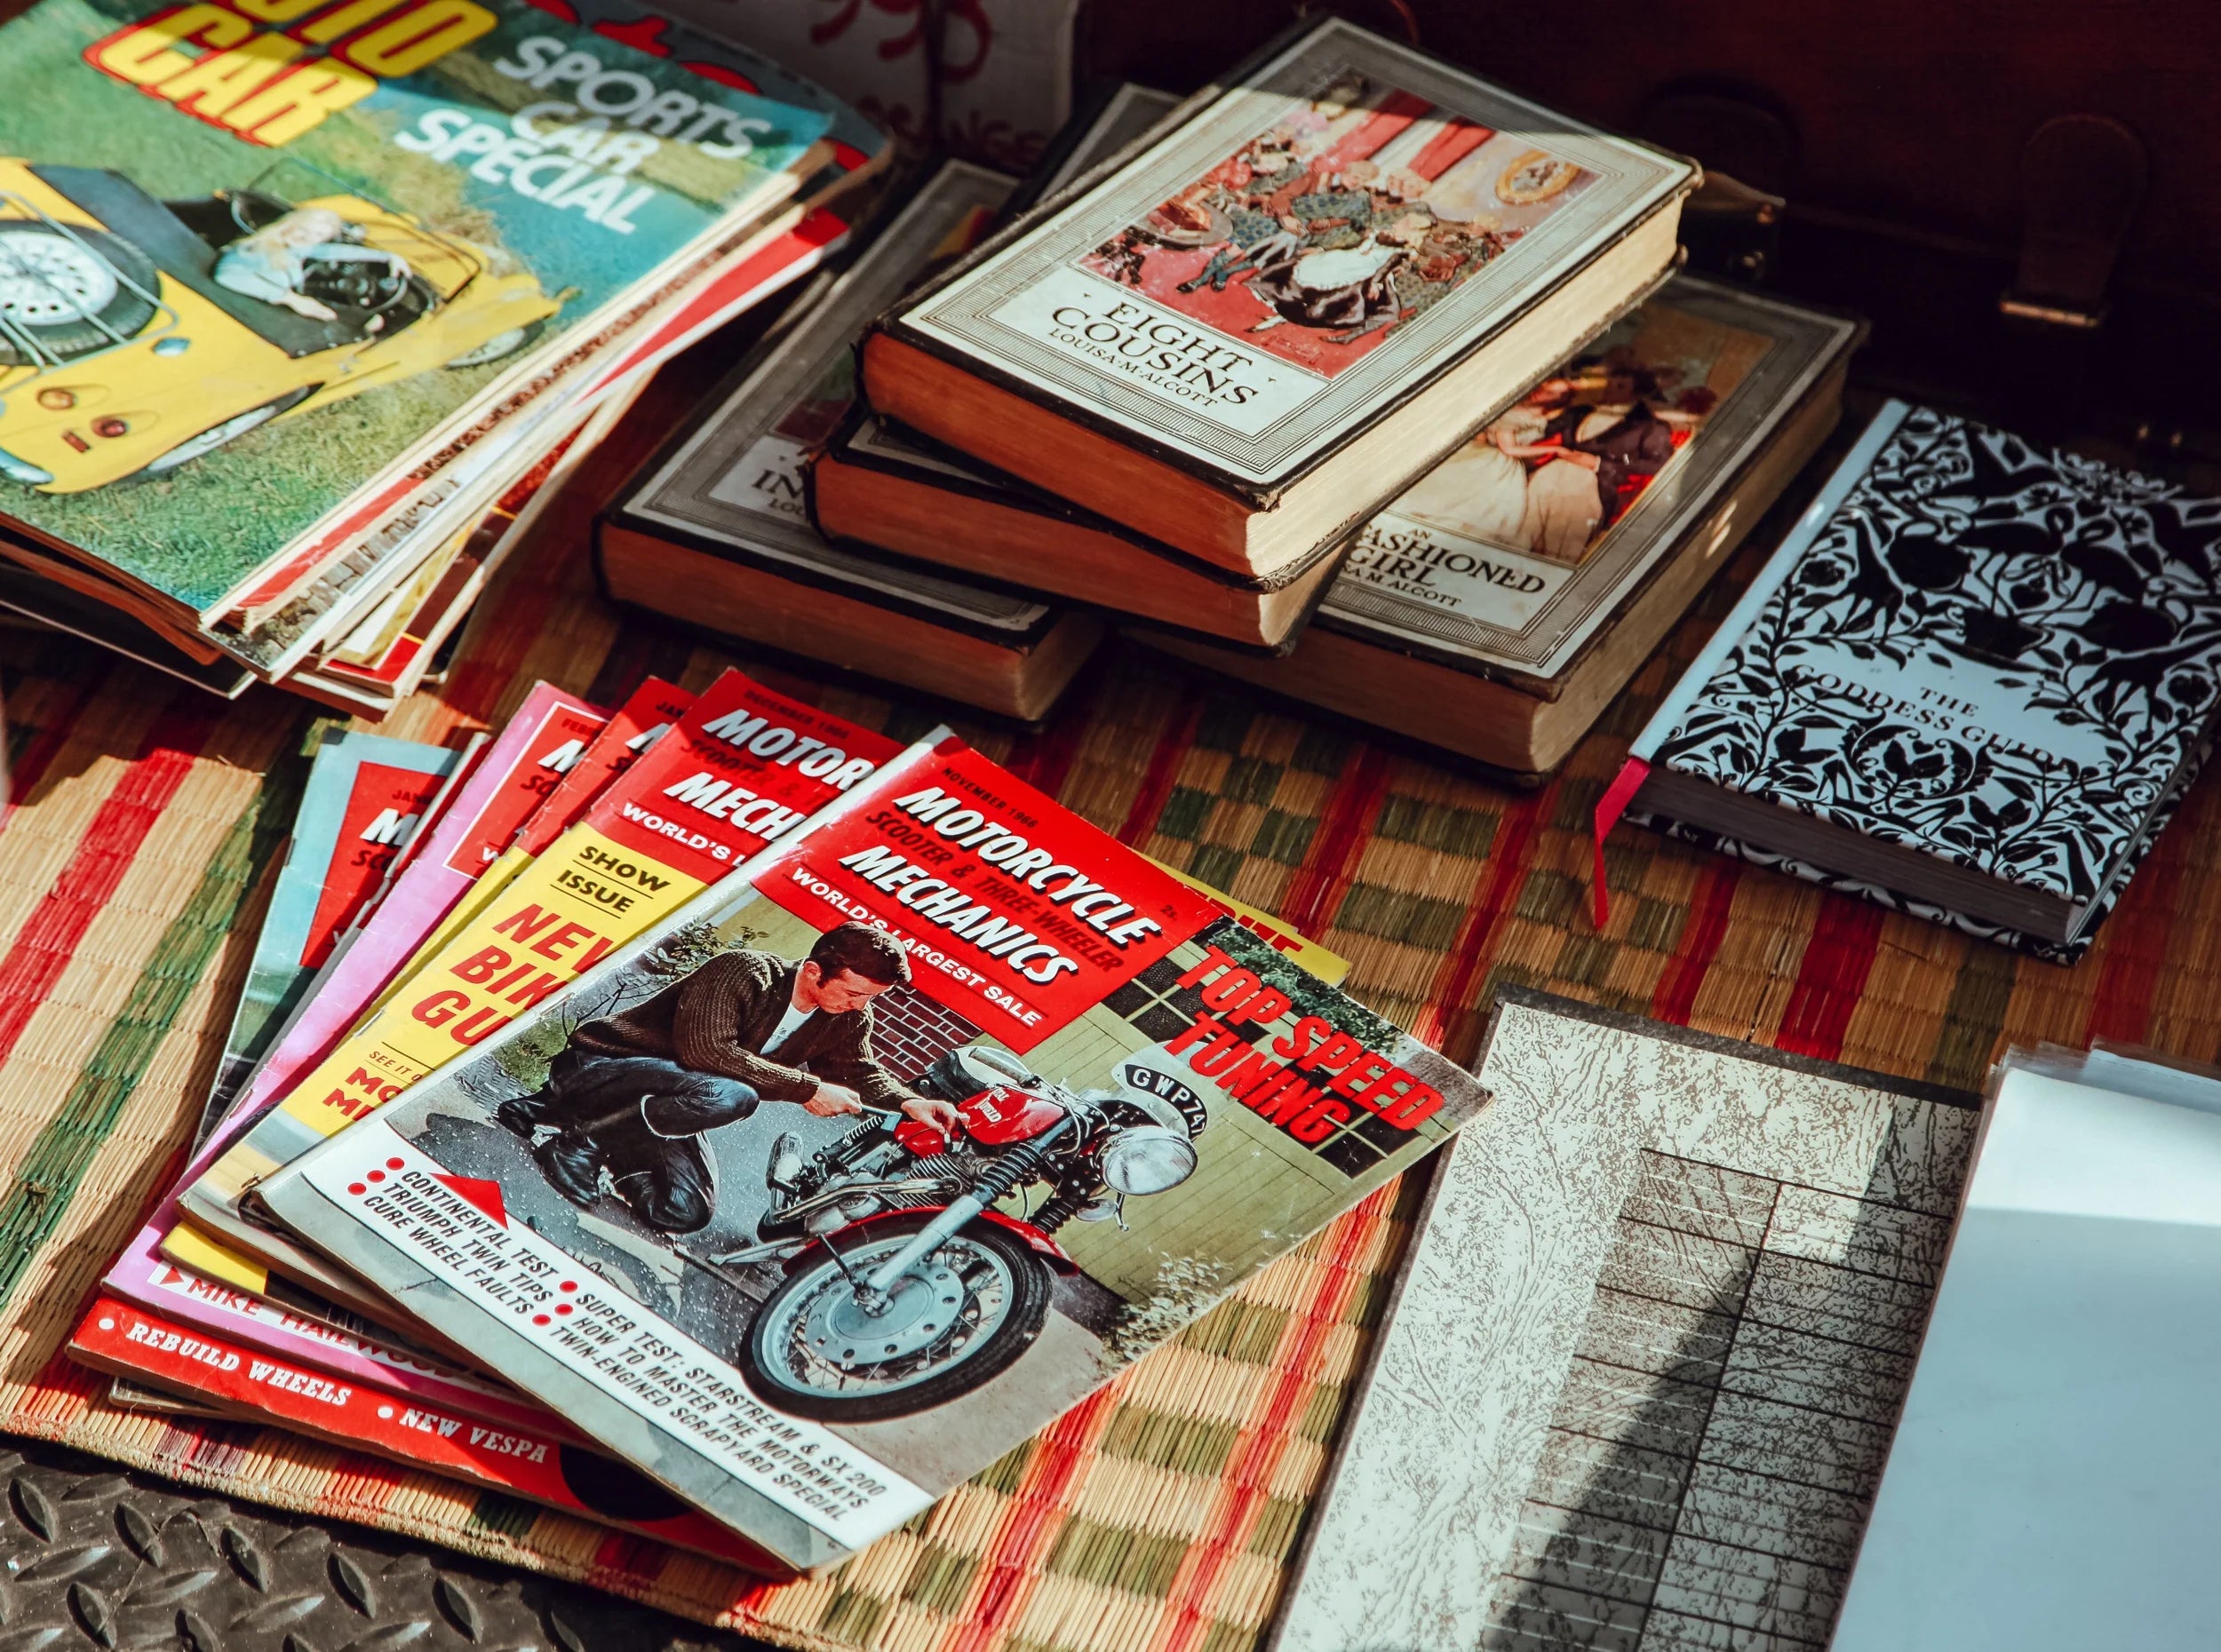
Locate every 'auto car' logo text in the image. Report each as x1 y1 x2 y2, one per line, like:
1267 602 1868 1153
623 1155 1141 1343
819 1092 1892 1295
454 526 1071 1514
89 0 498 147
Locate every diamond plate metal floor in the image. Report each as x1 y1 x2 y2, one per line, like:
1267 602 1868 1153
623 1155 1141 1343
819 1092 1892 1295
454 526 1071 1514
0 1440 776 1652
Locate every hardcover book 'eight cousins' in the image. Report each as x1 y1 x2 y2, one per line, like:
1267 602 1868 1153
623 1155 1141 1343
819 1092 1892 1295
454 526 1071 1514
1599 401 2221 959
255 729 1487 1572
860 18 1694 576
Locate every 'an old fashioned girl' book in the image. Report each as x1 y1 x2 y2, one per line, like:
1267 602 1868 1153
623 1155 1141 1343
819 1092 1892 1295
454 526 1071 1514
1144 276 1865 774
860 18 1696 580
1595 401 2221 960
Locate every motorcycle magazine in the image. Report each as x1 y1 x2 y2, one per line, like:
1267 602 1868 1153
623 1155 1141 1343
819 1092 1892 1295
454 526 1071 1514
175 667 897 1301
255 728 1485 1571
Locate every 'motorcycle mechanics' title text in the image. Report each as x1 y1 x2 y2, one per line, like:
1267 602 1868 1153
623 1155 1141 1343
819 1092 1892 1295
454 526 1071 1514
771 740 1444 1167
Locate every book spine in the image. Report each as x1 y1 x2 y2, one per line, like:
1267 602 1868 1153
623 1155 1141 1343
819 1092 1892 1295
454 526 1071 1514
1626 399 1913 764
1593 400 1911 929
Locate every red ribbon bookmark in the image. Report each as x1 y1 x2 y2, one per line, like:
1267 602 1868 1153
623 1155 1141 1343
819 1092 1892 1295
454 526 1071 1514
1590 757 1651 930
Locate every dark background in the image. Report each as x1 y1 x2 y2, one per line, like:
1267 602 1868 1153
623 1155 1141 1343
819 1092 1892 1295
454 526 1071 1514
1079 0 2221 478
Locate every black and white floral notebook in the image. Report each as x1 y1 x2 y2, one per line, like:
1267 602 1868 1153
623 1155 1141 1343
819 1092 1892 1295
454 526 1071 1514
1596 400 2221 961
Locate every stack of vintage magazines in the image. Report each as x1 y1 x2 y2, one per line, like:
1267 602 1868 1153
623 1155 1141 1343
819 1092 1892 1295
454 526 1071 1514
0 0 887 713
604 21 1869 774
73 663 1488 1573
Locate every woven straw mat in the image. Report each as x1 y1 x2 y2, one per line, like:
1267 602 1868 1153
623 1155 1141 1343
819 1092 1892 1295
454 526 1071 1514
3 452 2218 1652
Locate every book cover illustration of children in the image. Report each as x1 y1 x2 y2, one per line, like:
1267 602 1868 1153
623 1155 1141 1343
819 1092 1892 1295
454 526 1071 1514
1081 72 1594 380
1390 299 1772 565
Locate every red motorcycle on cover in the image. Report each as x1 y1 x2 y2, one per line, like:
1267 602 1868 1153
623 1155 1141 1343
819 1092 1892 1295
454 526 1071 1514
706 1044 1203 1421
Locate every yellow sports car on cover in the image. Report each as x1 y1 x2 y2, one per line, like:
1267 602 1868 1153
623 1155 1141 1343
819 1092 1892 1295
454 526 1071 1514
0 161 561 492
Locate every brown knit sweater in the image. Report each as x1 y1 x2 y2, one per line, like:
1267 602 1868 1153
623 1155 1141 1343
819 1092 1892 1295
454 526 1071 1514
569 949 910 1108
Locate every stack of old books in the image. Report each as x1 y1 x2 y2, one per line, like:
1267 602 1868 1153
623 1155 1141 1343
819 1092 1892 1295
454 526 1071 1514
598 19 1866 776
73 659 1488 1576
0 0 888 714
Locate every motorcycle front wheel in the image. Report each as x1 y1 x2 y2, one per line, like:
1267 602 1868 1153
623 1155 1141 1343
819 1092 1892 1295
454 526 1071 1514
737 1213 1054 1422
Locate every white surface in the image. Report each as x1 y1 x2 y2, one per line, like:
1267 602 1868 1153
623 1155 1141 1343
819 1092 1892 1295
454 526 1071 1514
1830 1068 2221 1650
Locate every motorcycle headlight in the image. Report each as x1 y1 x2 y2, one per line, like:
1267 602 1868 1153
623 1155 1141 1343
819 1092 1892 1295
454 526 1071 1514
1100 1124 1197 1196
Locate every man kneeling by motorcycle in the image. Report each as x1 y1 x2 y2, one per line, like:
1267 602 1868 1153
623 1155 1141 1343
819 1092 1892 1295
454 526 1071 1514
497 923 960 1234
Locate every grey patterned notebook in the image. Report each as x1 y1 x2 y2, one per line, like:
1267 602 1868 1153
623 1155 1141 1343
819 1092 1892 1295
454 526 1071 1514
1270 989 1978 1652
1599 400 2221 960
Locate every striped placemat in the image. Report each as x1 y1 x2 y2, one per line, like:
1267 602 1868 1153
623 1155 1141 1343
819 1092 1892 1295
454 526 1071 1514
4 464 2218 1652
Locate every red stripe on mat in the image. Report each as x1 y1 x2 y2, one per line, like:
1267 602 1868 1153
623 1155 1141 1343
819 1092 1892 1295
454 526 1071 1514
1773 895 1886 1060
937 1386 1122 1652
1275 746 1391 939
585 1530 667 1593
1116 698 1201 846
0 697 219 1072
1150 1187 1389 1652
1410 786 1553 1052
1651 860 1742 1026
314 1455 403 1518
10 1348 96 1431
2084 778 2213 1046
